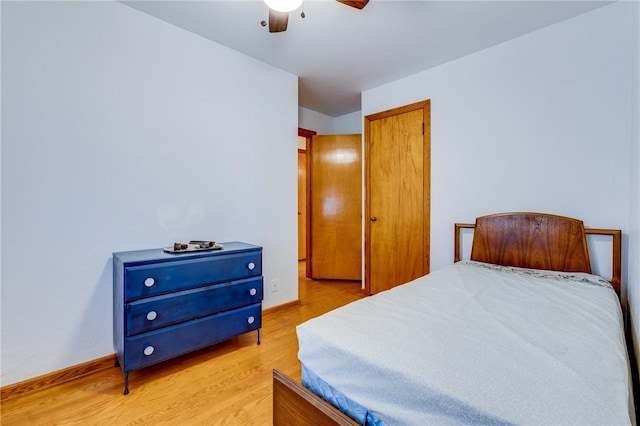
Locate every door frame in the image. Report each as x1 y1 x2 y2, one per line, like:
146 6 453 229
364 100 431 294
297 148 307 261
298 128 316 278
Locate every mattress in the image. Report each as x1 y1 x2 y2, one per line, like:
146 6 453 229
296 261 633 425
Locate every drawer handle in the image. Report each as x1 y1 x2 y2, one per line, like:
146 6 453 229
143 346 155 356
146 311 158 321
144 278 155 288
249 288 257 296
247 262 256 271
247 316 255 325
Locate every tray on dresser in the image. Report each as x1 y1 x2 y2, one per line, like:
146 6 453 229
163 242 224 254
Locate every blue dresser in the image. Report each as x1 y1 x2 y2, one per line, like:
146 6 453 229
113 241 263 394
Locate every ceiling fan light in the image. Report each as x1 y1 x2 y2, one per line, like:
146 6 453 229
264 0 303 13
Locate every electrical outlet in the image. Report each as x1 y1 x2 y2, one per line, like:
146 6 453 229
271 279 279 292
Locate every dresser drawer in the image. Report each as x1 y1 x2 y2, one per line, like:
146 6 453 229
123 303 262 371
124 251 262 302
125 277 263 336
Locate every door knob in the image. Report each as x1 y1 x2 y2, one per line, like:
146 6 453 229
370 217 377 222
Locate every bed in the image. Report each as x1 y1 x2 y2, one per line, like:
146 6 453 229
273 212 634 425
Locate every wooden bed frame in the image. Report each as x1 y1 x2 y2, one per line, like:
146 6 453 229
273 212 623 425
455 212 622 295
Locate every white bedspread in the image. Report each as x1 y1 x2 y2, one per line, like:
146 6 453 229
296 261 633 425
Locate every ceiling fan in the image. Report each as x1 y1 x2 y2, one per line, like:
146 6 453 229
263 0 369 33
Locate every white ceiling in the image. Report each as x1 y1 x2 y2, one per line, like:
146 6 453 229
121 0 610 117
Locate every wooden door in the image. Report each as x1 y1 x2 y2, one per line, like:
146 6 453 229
365 101 430 294
297 150 307 260
310 134 362 280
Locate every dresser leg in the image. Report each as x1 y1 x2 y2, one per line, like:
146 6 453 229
257 329 261 345
123 372 130 395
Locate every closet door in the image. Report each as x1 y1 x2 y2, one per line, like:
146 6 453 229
365 101 430 294
309 134 362 280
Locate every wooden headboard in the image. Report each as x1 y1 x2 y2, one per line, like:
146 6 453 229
454 212 622 294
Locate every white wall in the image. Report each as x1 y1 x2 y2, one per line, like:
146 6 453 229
1 1 298 386
335 111 363 134
0 2 3 366
298 107 362 135
298 107 335 134
363 2 636 301
629 0 640 358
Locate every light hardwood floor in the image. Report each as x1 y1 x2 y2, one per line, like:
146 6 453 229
1 262 364 425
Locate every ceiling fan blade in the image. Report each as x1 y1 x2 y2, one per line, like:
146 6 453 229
336 0 369 9
268 9 289 33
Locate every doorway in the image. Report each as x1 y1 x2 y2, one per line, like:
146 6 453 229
308 134 362 280
298 141 307 261
298 128 316 266
298 128 362 282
